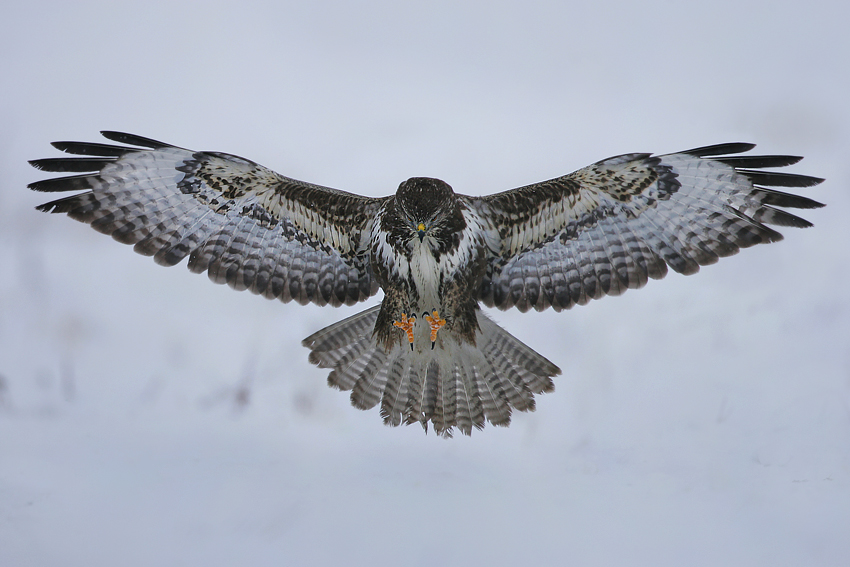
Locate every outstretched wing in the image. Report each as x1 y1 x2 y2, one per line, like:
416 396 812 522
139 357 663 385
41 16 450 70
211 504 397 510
30 132 385 307
471 143 825 312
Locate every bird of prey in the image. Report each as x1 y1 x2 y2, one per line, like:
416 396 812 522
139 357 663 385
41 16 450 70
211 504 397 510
29 132 824 436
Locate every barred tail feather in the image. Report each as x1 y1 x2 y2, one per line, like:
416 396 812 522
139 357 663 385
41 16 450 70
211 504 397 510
302 307 561 437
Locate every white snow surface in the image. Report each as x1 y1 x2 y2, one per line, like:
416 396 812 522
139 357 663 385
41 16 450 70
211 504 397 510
1 1 848 566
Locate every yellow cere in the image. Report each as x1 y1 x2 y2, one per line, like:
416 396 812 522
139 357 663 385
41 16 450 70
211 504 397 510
417 223 426 232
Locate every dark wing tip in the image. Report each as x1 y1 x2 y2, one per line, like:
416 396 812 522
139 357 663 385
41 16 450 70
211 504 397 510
34 200 65 213
682 143 825 192
30 132 177 195
29 157 115 172
681 142 756 157
28 174 94 193
752 188 825 210
738 169 826 188
50 140 135 157
715 155 803 168
100 131 173 149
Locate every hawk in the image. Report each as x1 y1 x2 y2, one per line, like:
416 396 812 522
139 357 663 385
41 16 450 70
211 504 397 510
29 132 824 436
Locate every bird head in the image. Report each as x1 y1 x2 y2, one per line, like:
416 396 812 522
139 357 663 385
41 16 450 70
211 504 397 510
395 177 458 243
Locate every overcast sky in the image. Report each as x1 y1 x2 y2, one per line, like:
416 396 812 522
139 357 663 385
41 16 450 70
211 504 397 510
1 1 849 566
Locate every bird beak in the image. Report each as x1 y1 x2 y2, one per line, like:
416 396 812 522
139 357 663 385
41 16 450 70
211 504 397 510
417 222 426 242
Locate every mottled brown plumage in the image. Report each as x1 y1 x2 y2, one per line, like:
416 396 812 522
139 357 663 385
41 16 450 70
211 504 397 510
30 132 824 436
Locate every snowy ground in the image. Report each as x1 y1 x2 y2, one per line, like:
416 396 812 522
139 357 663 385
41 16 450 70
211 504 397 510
2 1 849 565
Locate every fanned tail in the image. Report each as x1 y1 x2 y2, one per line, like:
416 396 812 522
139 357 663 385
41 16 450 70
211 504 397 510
302 307 560 437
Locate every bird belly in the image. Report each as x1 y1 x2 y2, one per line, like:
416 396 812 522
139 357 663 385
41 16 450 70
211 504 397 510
408 243 442 310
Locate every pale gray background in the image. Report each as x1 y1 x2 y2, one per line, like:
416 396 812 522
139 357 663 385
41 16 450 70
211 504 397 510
1 1 848 566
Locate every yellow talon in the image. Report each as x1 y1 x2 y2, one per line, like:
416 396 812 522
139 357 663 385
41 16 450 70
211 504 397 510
424 310 446 348
393 313 417 350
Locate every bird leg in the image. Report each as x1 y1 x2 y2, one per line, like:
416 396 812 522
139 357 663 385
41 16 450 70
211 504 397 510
424 310 446 350
393 313 416 350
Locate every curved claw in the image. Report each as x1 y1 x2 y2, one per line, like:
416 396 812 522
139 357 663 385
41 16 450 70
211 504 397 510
393 313 416 350
424 310 446 349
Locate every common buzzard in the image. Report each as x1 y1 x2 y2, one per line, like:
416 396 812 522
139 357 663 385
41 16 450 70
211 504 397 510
29 132 824 436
